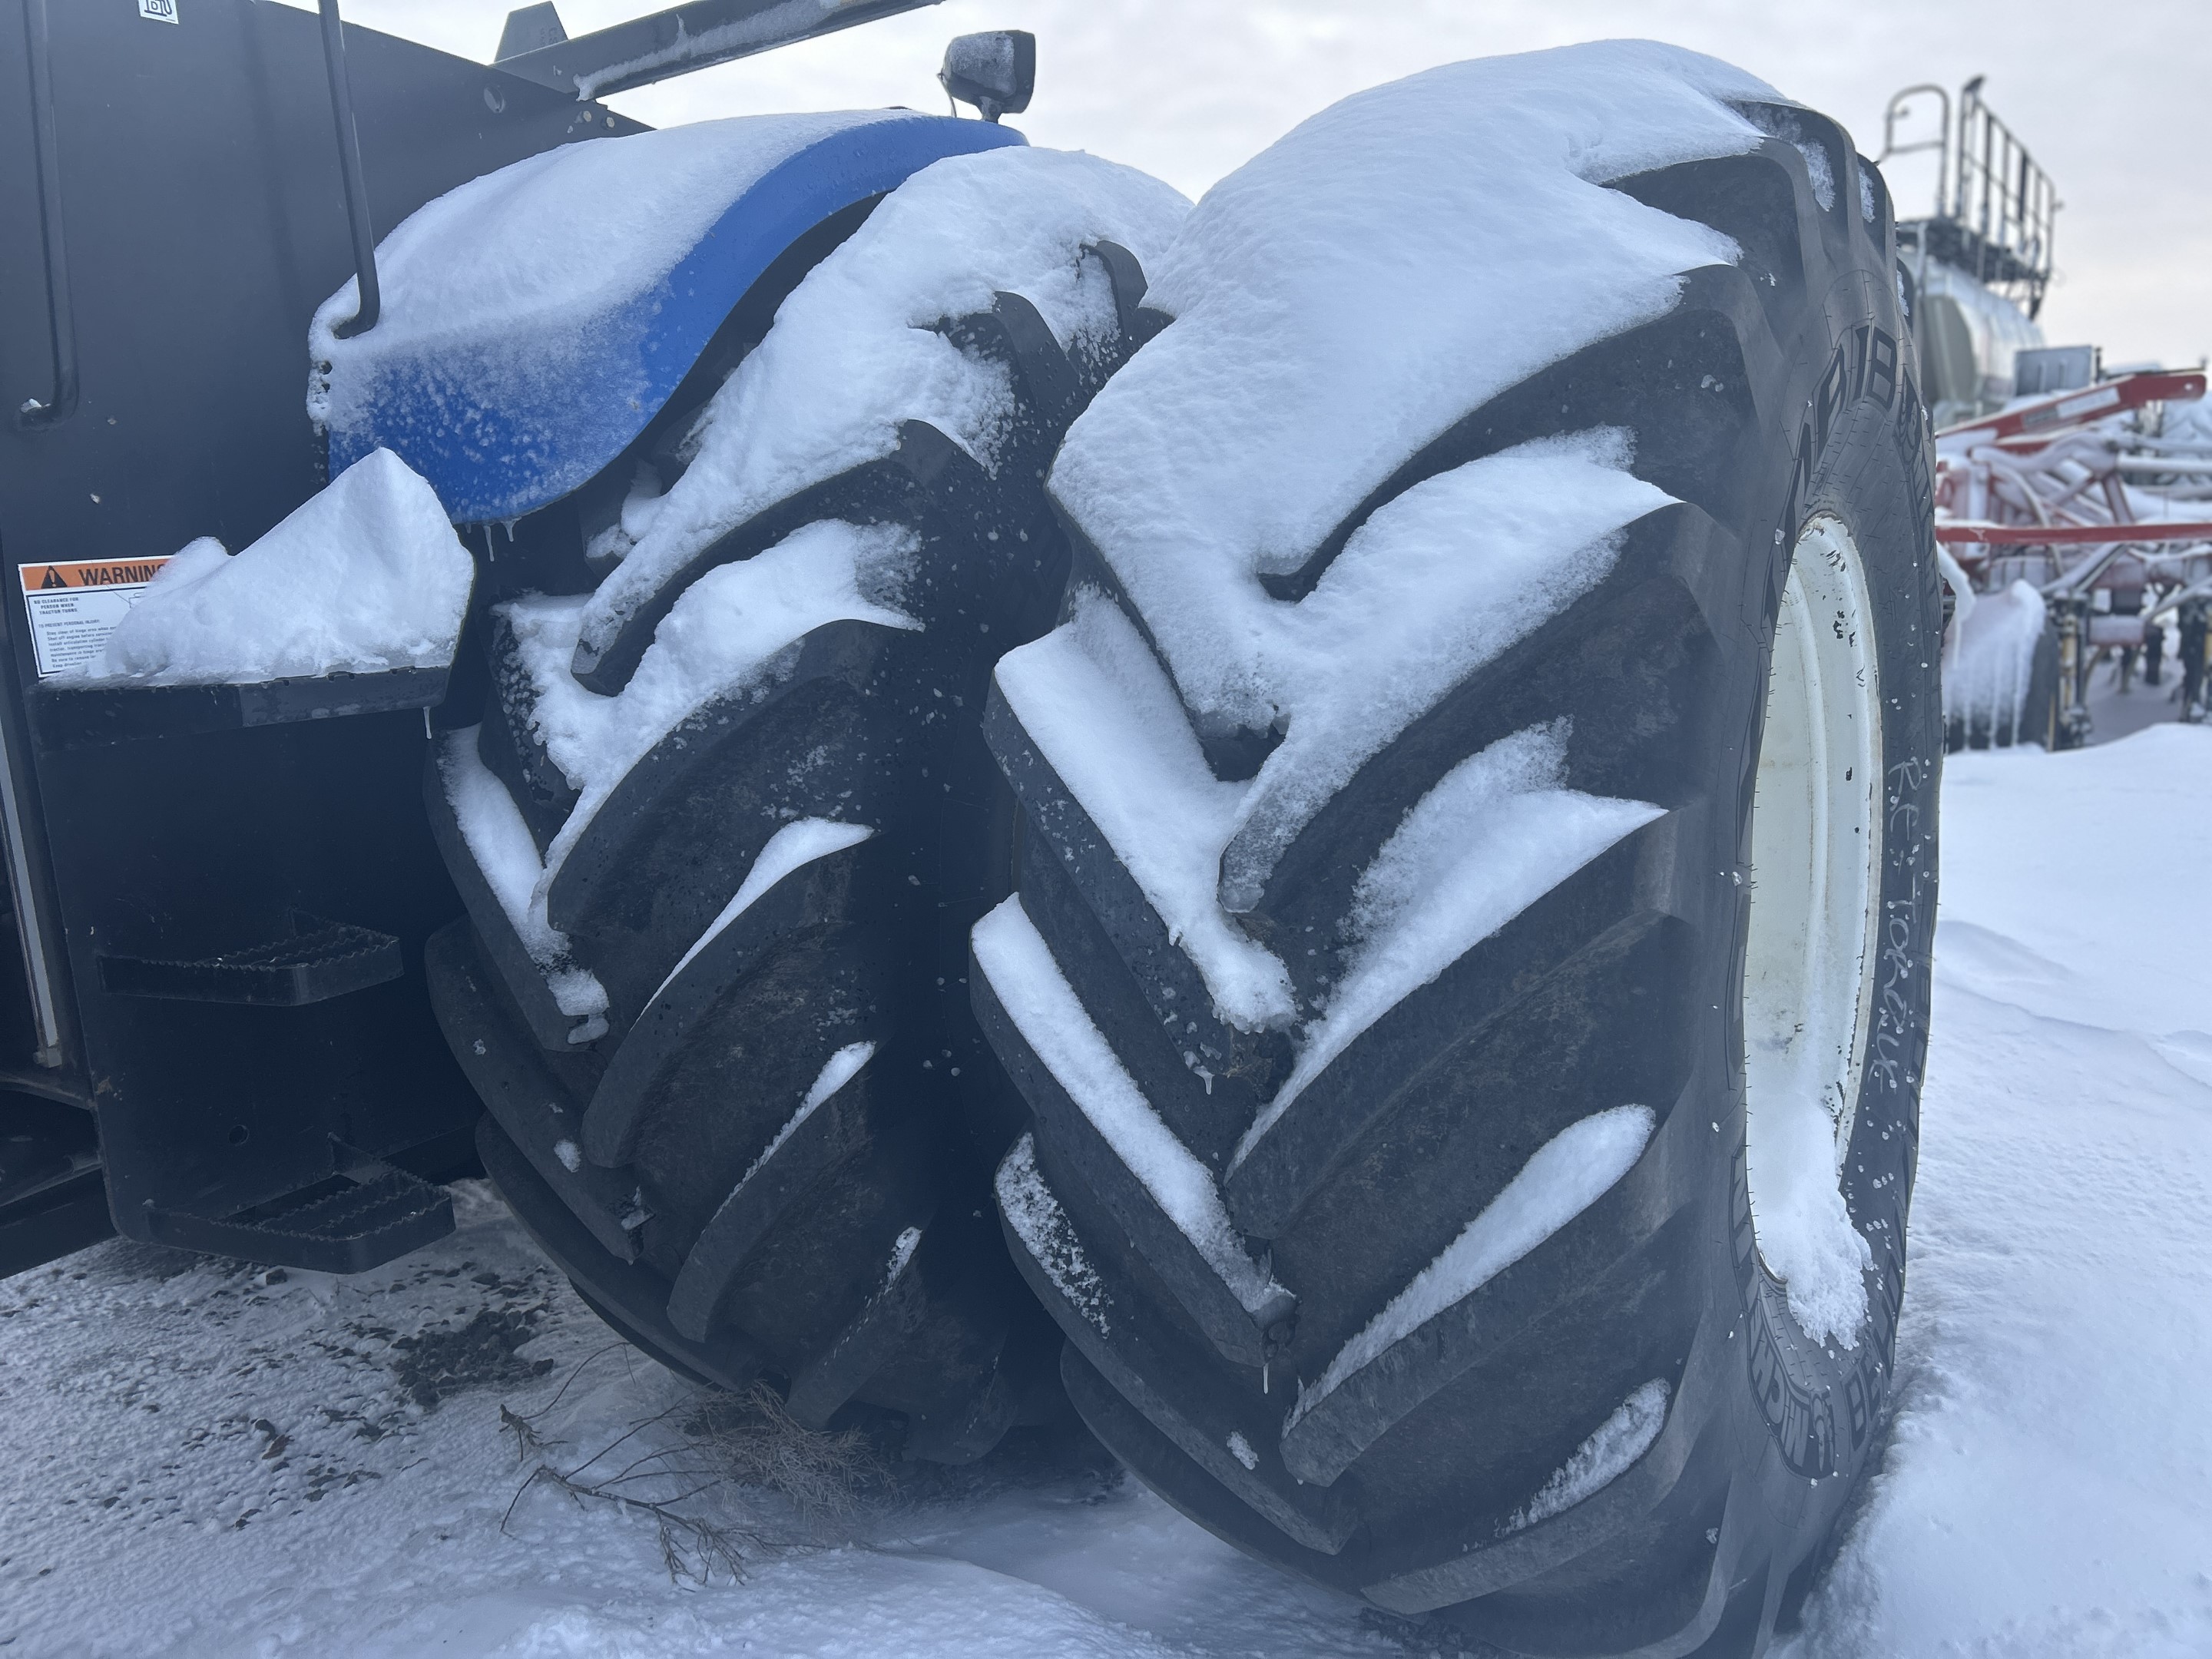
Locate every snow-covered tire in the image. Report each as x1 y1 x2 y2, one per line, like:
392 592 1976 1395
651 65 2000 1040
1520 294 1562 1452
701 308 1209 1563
424 152 1182 1462
973 49 1939 1651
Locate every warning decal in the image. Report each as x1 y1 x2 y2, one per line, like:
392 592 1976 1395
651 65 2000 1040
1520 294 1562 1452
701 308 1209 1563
19 558 172 678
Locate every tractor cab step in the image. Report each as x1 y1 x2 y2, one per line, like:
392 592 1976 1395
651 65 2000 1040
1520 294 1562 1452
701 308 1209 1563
30 667 450 751
0 1094 112 1279
142 1143 452 1273
96 912 402 1008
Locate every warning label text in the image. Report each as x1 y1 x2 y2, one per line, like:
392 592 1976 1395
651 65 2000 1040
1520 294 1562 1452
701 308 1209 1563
20 558 173 678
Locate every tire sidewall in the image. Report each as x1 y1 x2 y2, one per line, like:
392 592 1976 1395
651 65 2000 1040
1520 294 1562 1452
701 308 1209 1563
1724 263 1940 1490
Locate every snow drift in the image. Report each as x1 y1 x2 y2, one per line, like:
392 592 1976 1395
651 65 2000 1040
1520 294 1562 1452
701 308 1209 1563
73 448 472 687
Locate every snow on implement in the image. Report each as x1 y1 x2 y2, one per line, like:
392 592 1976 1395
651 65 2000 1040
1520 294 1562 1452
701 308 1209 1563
2 10 1945 1654
1932 372 2212 747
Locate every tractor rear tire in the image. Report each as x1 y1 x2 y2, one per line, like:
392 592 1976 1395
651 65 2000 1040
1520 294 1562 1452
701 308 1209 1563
426 211 1160 1460
975 71 1939 1654
2024 620 2061 750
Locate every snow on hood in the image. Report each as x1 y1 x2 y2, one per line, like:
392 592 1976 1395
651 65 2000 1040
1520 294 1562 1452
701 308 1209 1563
312 116 886 382
310 114 886 450
307 112 1027 525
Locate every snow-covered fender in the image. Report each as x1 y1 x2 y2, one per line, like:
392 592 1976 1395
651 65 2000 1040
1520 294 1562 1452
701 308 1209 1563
310 112 1025 526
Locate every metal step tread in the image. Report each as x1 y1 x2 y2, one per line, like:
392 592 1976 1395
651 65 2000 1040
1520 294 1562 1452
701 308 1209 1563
144 1151 452 1273
31 667 450 750
98 912 402 1006
0 1164 113 1280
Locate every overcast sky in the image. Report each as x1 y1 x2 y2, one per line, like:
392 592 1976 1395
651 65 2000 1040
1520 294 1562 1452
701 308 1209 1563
327 0 2211 369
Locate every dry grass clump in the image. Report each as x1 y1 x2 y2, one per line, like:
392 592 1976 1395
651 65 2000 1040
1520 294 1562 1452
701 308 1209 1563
500 1353 885 1584
677 1383 882 1522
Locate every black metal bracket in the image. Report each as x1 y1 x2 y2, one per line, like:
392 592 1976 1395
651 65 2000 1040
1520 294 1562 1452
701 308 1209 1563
492 0 942 101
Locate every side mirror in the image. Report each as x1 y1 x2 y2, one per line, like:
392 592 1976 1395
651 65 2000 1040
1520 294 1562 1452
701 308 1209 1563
939 30 1035 123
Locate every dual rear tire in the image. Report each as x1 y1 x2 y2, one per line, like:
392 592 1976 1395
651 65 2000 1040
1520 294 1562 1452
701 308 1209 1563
426 65 1939 1657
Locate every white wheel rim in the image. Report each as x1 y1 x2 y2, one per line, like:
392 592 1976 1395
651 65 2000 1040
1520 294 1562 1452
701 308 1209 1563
1743 514 1883 1345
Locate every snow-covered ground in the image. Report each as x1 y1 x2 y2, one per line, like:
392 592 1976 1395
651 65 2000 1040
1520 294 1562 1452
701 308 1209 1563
2084 632 2197 746
1783 723 2212 1659
3 724 2208 1657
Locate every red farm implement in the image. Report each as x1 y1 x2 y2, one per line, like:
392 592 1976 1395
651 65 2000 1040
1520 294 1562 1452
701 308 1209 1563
1882 76 2212 747
1935 369 2212 747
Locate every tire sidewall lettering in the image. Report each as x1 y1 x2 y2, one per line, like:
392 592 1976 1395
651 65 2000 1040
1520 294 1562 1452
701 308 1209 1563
1734 271 1937 1481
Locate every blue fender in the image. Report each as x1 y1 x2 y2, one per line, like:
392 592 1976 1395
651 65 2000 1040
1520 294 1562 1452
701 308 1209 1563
316 113 1025 526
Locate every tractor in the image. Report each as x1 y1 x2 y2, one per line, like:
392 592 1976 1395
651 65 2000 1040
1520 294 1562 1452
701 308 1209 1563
2 7 1955 1652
